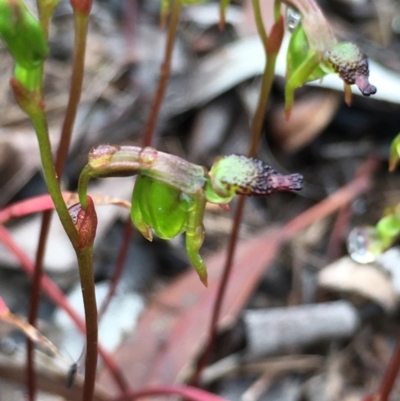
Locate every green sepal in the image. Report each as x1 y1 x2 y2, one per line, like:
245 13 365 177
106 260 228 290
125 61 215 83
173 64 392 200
286 24 331 84
131 176 153 241
131 175 190 241
0 0 48 70
204 177 234 204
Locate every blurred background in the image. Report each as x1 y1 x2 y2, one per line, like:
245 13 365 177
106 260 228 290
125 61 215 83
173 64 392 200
1 0 400 400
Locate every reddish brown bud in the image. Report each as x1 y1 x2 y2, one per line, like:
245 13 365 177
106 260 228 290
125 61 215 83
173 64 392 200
69 196 97 248
267 15 284 55
70 0 92 15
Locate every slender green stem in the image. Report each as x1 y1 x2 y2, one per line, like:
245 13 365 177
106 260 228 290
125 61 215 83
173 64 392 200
24 107 78 401
249 53 277 156
26 2 51 396
218 0 230 30
78 166 91 209
76 246 98 401
30 7 90 323
191 0 282 384
252 0 268 53
64 11 102 401
15 3 120 400
249 0 281 156
142 0 181 147
29 0 89 329
31 111 80 245
27 8 92 401
100 2 184 392
274 0 281 21
36 0 58 38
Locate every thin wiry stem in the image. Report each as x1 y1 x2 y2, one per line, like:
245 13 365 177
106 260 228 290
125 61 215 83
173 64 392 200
27 213 51 401
97 2 182 392
23 99 79 401
374 337 400 401
76 246 98 401
191 0 282 385
26 5 112 401
26 0 70 396
142 0 181 147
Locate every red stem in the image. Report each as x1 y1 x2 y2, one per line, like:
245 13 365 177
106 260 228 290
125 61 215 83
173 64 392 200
122 0 137 58
97 0 176 389
76 246 98 401
190 197 246 385
375 335 400 401
326 204 351 259
142 0 181 147
27 211 52 400
191 3 280 384
98 223 133 320
100 2 182 395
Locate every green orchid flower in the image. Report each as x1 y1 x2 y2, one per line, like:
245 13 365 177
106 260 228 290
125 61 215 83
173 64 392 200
78 145 303 286
283 0 376 119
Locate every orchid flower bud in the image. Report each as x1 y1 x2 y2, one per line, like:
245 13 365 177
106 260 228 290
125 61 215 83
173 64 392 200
0 0 48 70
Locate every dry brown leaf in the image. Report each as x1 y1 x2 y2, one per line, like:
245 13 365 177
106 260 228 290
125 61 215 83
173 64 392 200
0 297 67 364
318 257 398 312
269 89 341 152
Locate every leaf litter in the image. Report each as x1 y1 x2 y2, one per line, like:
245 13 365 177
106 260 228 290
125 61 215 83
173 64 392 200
2 1 400 400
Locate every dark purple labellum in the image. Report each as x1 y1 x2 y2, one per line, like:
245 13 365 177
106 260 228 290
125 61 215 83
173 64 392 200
325 42 376 97
241 158 304 196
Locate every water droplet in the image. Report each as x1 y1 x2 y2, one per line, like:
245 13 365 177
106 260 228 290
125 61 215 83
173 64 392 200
286 7 302 32
347 226 382 264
